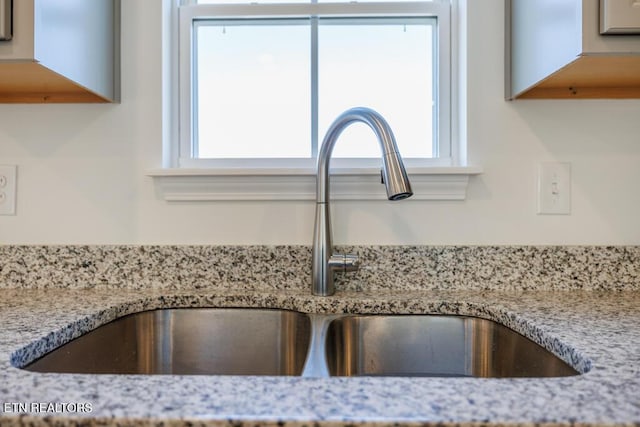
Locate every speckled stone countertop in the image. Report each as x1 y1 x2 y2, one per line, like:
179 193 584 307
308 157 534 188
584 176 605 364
0 246 639 427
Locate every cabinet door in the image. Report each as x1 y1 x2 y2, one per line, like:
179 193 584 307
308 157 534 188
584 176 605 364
0 0 11 41
601 0 640 34
0 0 34 60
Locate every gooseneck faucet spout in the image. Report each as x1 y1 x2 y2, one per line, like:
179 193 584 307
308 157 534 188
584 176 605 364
312 107 413 296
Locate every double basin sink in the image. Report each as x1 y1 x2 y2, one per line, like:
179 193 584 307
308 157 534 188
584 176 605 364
24 308 579 378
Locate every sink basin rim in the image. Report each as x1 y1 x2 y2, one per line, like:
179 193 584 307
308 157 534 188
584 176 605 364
22 307 312 376
324 314 581 378
16 306 586 379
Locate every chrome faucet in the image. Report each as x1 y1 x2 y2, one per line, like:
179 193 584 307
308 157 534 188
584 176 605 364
312 107 413 296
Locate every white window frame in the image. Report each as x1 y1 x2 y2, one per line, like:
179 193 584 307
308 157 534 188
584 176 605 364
179 1 451 169
151 0 482 201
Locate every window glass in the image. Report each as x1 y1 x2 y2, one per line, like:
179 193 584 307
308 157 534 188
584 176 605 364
195 0 432 3
195 21 311 158
194 18 434 159
318 18 434 158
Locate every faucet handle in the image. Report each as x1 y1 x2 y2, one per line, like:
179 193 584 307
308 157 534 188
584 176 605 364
328 254 360 273
342 254 360 272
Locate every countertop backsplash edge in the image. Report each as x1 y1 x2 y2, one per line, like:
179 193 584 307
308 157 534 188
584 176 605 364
0 245 638 291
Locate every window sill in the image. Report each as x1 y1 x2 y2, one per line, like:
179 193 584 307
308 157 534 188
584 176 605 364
148 166 482 202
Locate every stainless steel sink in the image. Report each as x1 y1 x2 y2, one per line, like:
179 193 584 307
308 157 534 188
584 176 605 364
324 315 579 378
23 309 579 378
24 308 311 375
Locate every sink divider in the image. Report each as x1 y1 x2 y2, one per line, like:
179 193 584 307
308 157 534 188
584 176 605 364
300 313 342 378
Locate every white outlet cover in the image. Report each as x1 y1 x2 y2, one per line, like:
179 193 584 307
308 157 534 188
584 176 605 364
0 165 17 215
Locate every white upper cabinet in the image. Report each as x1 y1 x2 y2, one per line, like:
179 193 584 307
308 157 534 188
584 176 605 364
506 0 640 99
0 0 120 103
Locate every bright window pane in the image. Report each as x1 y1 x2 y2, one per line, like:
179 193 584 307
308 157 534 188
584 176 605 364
318 18 434 158
195 21 311 158
195 0 432 3
196 0 309 4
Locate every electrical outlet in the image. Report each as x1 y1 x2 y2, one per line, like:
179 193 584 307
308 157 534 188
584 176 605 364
0 165 17 216
537 162 571 215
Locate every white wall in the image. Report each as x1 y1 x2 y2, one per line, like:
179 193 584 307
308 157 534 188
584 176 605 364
1 0 639 245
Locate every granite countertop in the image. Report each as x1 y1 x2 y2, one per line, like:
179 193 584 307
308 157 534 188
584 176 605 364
0 288 639 427
0 246 639 427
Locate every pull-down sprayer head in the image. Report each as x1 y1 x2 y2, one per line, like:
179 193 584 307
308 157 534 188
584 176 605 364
316 107 413 204
381 149 413 201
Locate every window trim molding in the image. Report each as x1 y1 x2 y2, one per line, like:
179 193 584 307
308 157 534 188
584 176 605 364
148 166 482 201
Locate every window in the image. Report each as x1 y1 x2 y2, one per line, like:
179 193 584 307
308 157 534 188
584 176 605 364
177 0 452 169
153 0 480 202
